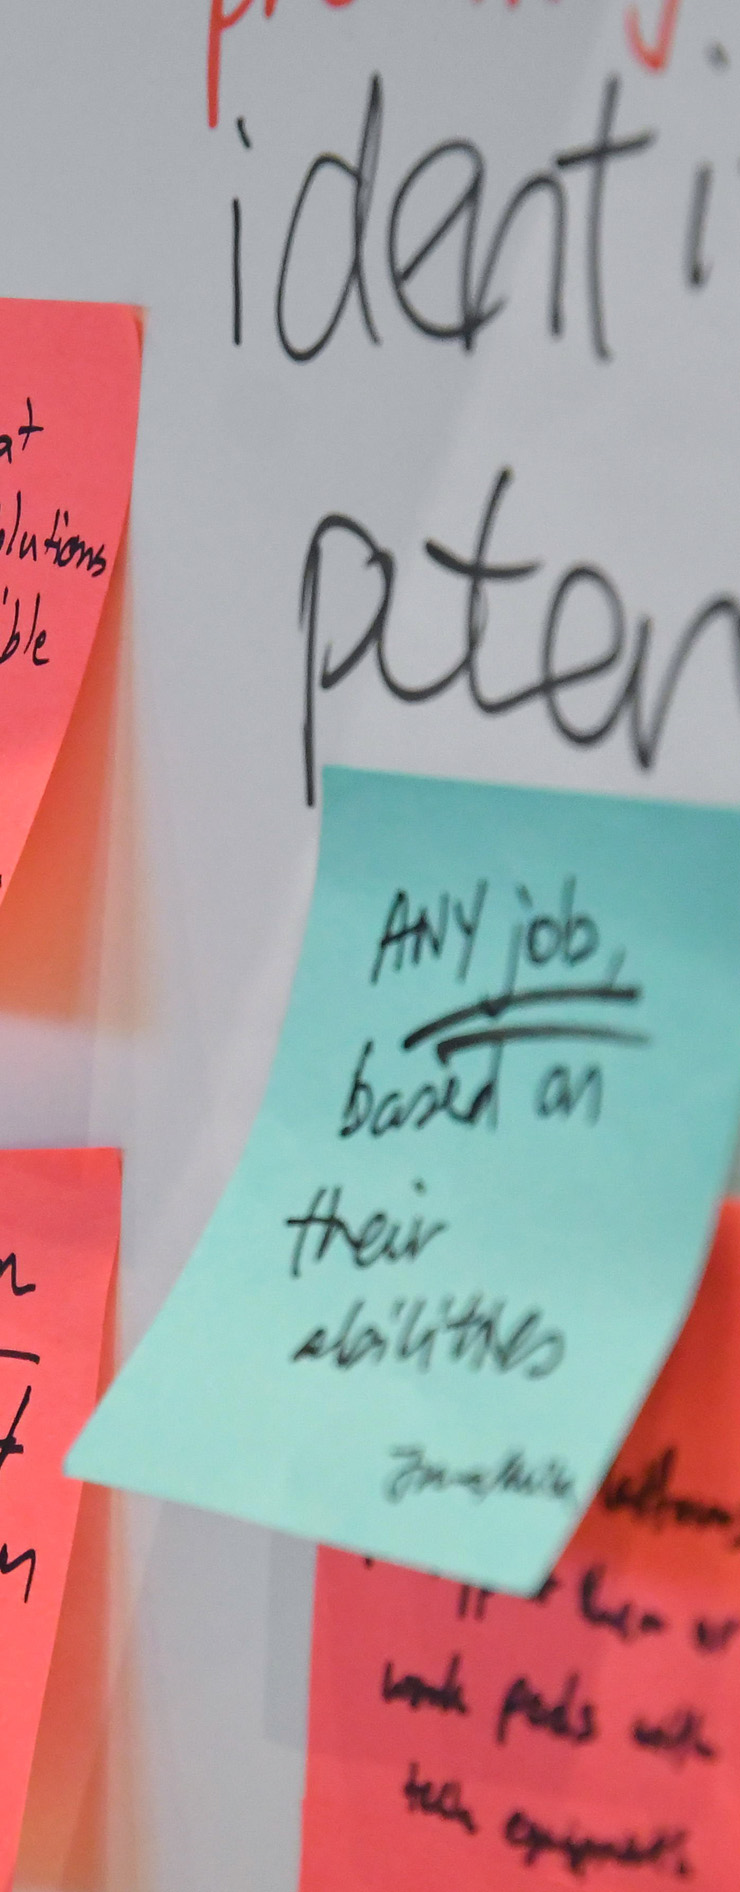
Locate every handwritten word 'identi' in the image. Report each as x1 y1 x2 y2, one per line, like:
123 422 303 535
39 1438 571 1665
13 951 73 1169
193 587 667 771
207 0 684 127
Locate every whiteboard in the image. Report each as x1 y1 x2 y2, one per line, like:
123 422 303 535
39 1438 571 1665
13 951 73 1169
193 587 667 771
2 0 739 1885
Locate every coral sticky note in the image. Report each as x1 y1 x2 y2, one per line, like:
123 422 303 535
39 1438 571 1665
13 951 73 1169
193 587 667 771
0 299 140 908
0 1148 121 1892
68 771 740 1593
301 1202 740 1892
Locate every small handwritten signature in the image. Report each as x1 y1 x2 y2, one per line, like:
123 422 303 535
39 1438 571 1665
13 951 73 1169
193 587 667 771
385 1443 575 1505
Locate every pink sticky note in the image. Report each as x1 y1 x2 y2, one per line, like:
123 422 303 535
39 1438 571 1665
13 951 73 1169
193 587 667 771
0 1148 121 1892
302 1202 740 1891
0 300 140 907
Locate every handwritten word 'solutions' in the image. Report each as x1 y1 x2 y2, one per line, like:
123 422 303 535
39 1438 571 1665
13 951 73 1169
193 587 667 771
0 397 109 677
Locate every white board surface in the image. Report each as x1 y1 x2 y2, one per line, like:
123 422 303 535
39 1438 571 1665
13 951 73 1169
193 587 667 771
1 0 739 1885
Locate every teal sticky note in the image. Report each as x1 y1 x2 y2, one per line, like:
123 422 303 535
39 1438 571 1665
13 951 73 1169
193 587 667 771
67 769 740 1592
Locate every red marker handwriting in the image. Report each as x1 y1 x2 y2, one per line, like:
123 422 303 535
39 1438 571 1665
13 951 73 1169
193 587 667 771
208 0 683 132
625 0 682 71
208 0 356 128
208 1 253 131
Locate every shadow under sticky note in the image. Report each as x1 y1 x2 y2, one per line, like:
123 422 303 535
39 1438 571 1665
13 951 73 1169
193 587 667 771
0 299 140 915
68 769 740 1593
300 1201 740 1892
0 1148 121 1892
